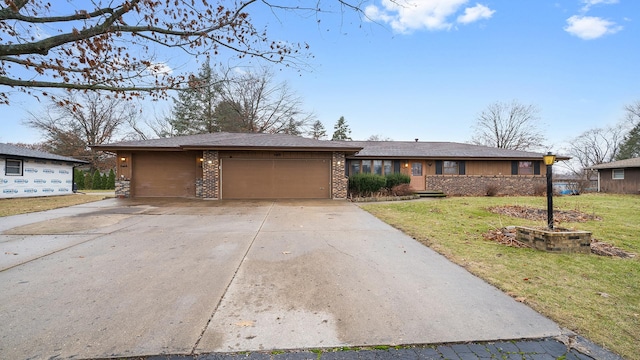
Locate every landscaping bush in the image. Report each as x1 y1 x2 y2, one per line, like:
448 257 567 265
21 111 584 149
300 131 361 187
107 169 116 190
92 170 102 190
349 173 387 197
485 184 500 196
385 173 411 188
391 183 414 196
74 169 85 190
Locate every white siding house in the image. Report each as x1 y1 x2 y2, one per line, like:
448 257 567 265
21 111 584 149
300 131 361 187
1 143 88 199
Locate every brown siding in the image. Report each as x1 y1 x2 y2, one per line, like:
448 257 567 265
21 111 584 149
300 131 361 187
598 168 640 194
219 151 331 159
466 161 513 176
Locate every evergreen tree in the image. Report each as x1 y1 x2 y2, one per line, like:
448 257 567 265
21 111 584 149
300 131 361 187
308 120 327 140
332 116 352 141
85 172 93 190
168 61 221 135
92 171 102 190
107 169 116 189
616 123 640 160
74 168 85 190
101 173 108 190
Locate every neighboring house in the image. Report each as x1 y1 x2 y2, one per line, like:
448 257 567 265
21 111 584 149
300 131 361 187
1 143 88 199
588 157 640 194
92 133 568 200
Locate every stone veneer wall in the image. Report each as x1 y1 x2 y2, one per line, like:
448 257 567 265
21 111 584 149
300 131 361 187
202 150 219 199
426 175 546 196
115 180 130 198
195 178 203 198
332 152 348 199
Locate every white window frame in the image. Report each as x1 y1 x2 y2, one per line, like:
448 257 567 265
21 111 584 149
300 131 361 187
5 158 23 176
612 169 624 180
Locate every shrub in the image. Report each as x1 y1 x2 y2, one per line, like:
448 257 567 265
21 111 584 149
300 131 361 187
385 173 411 188
391 183 414 196
349 173 387 197
485 184 500 196
533 183 546 196
84 172 93 190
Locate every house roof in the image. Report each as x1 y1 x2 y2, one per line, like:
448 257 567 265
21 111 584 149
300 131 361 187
588 157 640 170
92 132 363 152
0 143 88 164
346 141 569 160
92 133 570 161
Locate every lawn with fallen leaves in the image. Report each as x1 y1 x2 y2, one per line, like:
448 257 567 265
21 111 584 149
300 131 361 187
0 194 109 217
362 193 639 360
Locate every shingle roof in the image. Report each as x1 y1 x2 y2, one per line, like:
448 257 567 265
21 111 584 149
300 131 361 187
588 157 640 169
92 132 363 152
346 141 564 160
0 143 88 163
92 133 570 160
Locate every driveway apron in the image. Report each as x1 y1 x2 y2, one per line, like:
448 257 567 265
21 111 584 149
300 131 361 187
0 199 561 359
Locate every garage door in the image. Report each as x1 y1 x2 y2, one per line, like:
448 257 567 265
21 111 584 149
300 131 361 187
221 158 330 199
132 152 196 197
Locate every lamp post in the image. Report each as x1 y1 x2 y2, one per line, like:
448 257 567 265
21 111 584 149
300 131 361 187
543 152 557 230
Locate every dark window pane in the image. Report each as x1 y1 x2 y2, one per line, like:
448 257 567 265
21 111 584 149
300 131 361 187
411 162 422 176
444 161 458 175
373 160 382 175
362 160 371 173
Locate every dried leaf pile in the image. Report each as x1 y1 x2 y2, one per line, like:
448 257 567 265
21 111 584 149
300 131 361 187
488 205 602 223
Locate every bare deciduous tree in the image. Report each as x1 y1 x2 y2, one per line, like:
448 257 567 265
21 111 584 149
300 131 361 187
216 67 314 134
561 126 625 192
470 100 545 151
0 0 384 104
24 92 138 170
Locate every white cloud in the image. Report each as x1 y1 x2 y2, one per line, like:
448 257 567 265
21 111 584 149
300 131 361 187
365 0 494 33
457 4 495 24
581 0 618 12
147 62 173 75
564 15 622 39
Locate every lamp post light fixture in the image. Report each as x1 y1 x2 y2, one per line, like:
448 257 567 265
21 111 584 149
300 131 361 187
543 152 557 230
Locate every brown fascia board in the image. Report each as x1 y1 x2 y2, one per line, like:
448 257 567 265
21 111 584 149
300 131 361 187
347 155 570 161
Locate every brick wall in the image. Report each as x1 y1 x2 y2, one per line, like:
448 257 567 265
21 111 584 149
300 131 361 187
426 175 546 196
115 180 130 198
517 227 591 254
202 150 219 199
332 152 348 199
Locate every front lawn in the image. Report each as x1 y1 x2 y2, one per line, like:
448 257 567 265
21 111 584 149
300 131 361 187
362 194 639 360
0 194 110 217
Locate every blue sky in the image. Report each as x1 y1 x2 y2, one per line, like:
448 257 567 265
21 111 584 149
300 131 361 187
2 0 639 154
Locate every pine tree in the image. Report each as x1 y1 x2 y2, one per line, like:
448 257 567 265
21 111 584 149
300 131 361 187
332 116 352 141
309 120 327 140
168 61 221 135
107 169 116 189
616 123 640 160
92 171 102 190
74 168 85 190
85 172 93 190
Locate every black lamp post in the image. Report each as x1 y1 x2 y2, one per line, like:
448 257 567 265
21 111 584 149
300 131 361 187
543 152 557 230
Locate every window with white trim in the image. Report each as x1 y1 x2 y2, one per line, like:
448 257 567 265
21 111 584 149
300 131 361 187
612 169 624 180
5 159 23 175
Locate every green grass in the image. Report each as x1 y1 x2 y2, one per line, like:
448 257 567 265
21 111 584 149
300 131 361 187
361 194 640 360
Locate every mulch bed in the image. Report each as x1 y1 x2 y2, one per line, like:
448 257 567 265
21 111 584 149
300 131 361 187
483 205 635 258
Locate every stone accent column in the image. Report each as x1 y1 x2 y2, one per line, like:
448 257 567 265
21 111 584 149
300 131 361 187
332 152 348 199
115 180 130 198
202 150 219 200
195 178 203 198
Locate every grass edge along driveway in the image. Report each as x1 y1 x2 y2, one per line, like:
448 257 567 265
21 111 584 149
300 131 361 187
362 194 639 360
0 193 110 217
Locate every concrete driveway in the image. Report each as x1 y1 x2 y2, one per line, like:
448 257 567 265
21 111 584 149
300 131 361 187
0 198 561 359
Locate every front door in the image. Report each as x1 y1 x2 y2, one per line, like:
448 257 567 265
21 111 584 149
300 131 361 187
410 161 425 191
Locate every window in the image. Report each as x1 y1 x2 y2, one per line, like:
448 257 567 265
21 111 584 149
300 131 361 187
383 160 393 175
361 160 371 174
518 161 534 175
373 160 383 175
443 161 458 175
350 162 360 175
5 159 22 175
612 169 624 180
411 162 422 176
